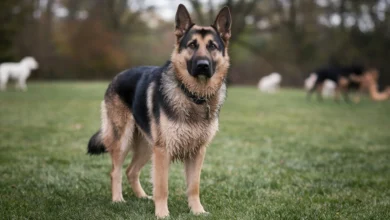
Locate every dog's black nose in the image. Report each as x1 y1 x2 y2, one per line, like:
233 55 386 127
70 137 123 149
196 60 210 71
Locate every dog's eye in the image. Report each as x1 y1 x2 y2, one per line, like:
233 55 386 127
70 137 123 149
188 42 197 49
208 43 217 50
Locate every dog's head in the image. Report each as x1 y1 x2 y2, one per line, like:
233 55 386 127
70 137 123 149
171 4 231 97
21 57 39 70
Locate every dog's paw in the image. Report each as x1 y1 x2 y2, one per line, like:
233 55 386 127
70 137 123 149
145 195 153 200
139 195 152 200
155 200 169 218
189 201 207 215
112 196 125 203
192 210 209 216
190 205 208 216
155 210 169 219
112 199 126 203
136 192 152 200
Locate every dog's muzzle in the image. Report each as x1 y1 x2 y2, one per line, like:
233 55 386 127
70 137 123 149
191 59 213 78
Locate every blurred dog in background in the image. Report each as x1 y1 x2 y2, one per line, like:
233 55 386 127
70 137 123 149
307 65 365 102
258 72 282 93
0 57 39 91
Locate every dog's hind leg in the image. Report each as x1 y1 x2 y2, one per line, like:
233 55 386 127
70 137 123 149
126 130 152 199
102 97 134 202
109 121 133 202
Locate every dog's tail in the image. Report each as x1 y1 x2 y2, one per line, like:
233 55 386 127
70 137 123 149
87 129 107 155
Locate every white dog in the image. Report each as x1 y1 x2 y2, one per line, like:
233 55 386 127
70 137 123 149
258 72 282 93
304 73 336 97
0 57 38 91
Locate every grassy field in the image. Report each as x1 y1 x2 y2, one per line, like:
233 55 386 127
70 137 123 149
1 82 390 219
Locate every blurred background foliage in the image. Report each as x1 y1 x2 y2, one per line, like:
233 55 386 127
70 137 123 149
1 0 390 87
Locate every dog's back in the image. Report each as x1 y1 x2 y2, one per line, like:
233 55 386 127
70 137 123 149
0 62 20 77
314 66 341 83
341 65 364 77
315 65 364 83
106 66 160 110
88 65 162 154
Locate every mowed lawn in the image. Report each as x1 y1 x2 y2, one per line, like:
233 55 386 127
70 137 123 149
1 82 390 220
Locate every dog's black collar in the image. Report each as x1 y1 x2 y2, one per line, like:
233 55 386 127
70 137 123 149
179 84 207 105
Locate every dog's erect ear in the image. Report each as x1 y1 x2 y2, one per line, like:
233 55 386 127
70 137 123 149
175 4 193 39
213 6 232 42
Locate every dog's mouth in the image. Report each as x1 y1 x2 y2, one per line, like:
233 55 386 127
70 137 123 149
197 75 208 82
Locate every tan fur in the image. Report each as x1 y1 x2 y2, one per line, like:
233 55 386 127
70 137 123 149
109 124 132 202
102 95 132 151
152 147 170 218
146 82 157 143
100 101 110 143
158 110 218 161
185 146 207 214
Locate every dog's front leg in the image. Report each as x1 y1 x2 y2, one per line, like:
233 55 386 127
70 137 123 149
152 146 170 218
185 146 207 215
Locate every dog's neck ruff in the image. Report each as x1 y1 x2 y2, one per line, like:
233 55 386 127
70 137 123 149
179 83 207 105
179 83 212 120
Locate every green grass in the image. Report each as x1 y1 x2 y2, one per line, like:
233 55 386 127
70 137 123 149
1 82 390 219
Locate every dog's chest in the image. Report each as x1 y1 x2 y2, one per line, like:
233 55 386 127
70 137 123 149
159 114 218 159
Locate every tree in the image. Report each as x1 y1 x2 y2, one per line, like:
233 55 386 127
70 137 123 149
0 0 25 62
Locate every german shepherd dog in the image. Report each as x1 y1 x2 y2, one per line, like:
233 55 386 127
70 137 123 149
307 65 366 102
87 4 231 218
